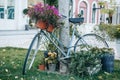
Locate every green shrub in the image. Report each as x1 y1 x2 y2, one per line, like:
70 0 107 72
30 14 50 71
69 47 115 77
69 47 102 77
99 23 120 39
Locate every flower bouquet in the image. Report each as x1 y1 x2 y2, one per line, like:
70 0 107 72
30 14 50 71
45 52 57 64
45 52 58 71
28 3 62 32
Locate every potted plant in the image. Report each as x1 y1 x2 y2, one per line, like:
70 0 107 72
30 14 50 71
45 51 58 71
107 9 115 17
98 1 105 8
106 9 115 23
100 48 114 73
27 2 62 32
38 58 45 71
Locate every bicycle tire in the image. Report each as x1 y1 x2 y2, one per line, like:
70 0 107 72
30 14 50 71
22 32 41 75
74 33 109 52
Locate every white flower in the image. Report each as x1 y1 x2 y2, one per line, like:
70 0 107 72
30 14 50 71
2 62 5 65
15 76 18 79
20 78 24 80
11 61 14 64
2 49 6 52
5 69 8 72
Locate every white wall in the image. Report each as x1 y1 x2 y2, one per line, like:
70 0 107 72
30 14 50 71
16 0 28 30
0 0 28 30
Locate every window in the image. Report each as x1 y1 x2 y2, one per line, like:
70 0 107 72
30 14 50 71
92 4 96 23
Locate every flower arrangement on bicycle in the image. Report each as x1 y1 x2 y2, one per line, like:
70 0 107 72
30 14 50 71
28 2 62 32
45 52 57 64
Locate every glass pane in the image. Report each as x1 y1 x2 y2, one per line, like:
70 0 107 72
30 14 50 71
0 0 5 19
7 6 14 19
92 4 96 23
0 7 4 19
7 0 15 19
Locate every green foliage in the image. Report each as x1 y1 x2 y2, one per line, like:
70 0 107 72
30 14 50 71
107 9 115 15
69 47 102 77
39 53 45 65
98 1 106 8
99 23 120 39
44 0 58 8
69 47 115 77
23 8 28 15
47 43 56 51
98 1 115 17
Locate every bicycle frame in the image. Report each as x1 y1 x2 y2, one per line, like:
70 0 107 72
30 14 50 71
39 24 78 60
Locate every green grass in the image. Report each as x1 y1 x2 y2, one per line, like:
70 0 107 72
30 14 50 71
0 47 120 80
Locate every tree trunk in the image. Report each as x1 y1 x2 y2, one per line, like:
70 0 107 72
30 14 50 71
58 0 70 73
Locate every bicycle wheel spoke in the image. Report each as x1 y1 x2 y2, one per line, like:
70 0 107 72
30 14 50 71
74 34 109 52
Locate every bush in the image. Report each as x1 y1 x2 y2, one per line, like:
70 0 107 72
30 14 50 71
99 23 120 39
69 47 102 77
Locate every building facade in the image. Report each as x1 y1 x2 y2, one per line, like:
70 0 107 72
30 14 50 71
112 0 120 24
0 0 43 30
0 0 27 30
0 0 116 30
73 0 101 24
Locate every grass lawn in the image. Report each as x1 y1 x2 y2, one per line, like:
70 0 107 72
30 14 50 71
0 47 120 80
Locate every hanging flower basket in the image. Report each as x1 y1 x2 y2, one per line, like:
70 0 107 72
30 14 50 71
36 20 47 30
27 3 62 31
46 24 55 32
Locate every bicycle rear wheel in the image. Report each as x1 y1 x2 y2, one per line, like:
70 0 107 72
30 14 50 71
22 31 48 75
74 33 109 52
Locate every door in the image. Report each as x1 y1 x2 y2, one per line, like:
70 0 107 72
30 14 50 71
0 0 16 30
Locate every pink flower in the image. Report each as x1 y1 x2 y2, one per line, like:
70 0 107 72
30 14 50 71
28 2 62 28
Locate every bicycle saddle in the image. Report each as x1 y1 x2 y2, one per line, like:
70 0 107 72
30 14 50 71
69 17 84 23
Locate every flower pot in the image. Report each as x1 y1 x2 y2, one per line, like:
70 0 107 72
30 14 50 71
101 54 114 73
46 24 54 32
48 63 56 71
38 64 45 70
36 20 47 30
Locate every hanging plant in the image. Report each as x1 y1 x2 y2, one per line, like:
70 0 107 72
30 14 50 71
107 9 115 17
98 1 105 8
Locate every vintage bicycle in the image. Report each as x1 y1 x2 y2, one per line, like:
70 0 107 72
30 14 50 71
22 17 109 75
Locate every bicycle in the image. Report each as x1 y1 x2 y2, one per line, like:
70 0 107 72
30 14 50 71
22 17 109 75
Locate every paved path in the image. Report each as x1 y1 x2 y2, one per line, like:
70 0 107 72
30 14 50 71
0 30 38 48
0 28 119 60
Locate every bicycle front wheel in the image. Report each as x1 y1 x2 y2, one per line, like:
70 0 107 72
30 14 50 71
74 33 109 52
22 32 43 75
22 32 47 75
